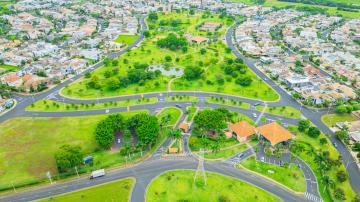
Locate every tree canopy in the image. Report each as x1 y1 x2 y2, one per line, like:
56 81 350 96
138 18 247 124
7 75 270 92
54 144 83 173
128 113 160 147
193 108 227 137
95 114 126 150
157 33 188 51
183 66 204 80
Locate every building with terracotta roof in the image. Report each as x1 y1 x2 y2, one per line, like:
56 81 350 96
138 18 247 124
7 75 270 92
190 36 209 44
352 110 360 120
228 121 256 143
256 122 294 145
179 122 189 133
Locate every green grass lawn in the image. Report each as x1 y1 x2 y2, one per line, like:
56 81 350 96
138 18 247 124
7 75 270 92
206 97 251 109
39 178 135 202
189 136 240 152
239 156 306 193
256 106 302 119
0 111 147 190
203 144 248 159
26 98 157 112
264 0 360 19
231 112 255 125
186 106 198 122
146 170 282 202
321 113 357 127
114 35 138 46
289 126 356 201
157 107 182 127
62 11 279 101
165 95 198 103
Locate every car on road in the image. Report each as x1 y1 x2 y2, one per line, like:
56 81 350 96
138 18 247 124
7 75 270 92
117 139 121 144
90 169 106 179
238 153 244 158
260 156 264 162
333 143 338 148
252 113 257 118
254 103 261 106
175 104 181 108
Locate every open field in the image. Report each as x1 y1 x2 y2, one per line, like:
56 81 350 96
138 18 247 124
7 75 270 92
321 113 357 127
289 126 356 201
146 170 281 202
256 106 302 119
239 156 306 192
39 178 135 202
26 98 157 112
62 11 279 101
0 111 147 190
114 35 138 46
206 97 251 109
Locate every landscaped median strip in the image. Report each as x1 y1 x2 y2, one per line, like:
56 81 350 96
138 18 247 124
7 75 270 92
26 97 158 112
205 97 251 109
165 95 199 103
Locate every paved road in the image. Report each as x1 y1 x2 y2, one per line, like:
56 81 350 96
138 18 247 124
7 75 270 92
0 159 307 202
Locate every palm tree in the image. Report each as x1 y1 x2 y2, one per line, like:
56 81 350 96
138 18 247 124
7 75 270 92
321 175 334 193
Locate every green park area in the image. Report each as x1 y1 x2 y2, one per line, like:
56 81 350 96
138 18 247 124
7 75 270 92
26 98 157 112
288 122 356 201
321 113 357 127
206 97 251 109
256 106 302 119
61 11 278 101
114 34 138 46
225 0 360 19
146 170 281 202
0 111 144 190
203 144 248 159
0 108 183 191
39 178 135 202
239 156 306 192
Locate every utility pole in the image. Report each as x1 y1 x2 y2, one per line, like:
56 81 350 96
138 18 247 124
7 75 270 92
75 166 79 178
46 171 53 184
193 148 206 186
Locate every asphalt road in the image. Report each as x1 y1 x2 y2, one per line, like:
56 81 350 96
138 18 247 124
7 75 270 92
0 14 359 202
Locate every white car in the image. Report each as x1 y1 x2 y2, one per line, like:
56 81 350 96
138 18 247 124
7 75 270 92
117 139 121 144
253 113 257 118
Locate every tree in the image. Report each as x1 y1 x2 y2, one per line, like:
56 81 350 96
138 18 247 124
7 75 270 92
143 31 150 38
336 105 348 114
335 130 348 141
319 138 327 145
184 66 204 80
193 109 227 138
334 188 346 200
253 0 266 5
128 113 160 147
157 33 188 51
200 48 206 55
336 170 347 182
352 142 360 152
106 77 121 90
148 12 158 21
95 114 126 150
307 127 320 138
54 145 83 173
170 129 182 140
298 119 310 132
235 77 252 86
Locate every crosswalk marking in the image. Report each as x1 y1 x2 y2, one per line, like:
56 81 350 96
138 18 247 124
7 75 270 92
305 192 323 202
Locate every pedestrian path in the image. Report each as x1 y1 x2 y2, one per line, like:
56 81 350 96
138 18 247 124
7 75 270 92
305 192 324 202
